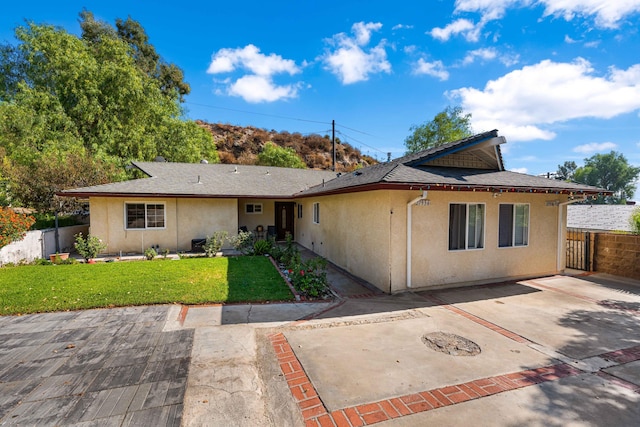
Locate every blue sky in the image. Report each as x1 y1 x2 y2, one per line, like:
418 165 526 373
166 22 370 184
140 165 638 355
2 1 640 198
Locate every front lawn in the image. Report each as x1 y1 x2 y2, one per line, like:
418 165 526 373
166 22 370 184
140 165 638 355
0 256 293 315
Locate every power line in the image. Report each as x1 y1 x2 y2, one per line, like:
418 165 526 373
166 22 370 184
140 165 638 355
185 102 331 125
335 130 387 156
185 100 389 154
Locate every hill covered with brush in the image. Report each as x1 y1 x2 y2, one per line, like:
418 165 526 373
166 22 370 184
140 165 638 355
197 121 377 172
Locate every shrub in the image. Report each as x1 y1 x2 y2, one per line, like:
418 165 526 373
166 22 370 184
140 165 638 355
253 239 273 256
229 230 253 254
630 207 640 234
144 247 157 260
290 257 329 298
0 207 35 249
279 233 300 266
160 248 170 258
204 231 228 257
74 233 107 261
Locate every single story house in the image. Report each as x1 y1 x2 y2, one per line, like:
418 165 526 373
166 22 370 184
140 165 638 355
62 130 607 293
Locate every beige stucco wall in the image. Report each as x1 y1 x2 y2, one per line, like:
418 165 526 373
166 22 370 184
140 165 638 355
295 191 394 293
407 191 565 290
88 197 237 254
296 189 569 293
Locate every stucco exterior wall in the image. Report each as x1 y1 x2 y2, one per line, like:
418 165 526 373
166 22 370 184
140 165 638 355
296 191 393 292
296 190 568 293
407 191 564 289
237 199 276 233
89 197 237 254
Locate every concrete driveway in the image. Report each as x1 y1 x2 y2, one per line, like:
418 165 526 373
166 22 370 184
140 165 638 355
1 273 639 426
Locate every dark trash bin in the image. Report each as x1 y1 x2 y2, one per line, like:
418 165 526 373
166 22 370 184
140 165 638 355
191 238 206 252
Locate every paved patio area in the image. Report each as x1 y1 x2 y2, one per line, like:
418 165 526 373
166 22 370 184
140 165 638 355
0 272 639 426
0 306 192 426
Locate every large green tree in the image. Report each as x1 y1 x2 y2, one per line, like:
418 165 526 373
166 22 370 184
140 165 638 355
568 151 639 204
0 14 218 211
404 106 473 154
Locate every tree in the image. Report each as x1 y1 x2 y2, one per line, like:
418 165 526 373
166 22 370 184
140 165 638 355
257 142 307 169
0 15 217 212
404 106 473 154
572 151 640 204
80 10 190 101
555 161 577 181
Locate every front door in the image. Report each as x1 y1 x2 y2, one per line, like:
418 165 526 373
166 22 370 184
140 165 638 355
275 202 295 240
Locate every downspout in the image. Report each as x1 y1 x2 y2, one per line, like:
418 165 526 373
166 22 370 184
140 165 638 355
556 197 586 272
407 190 428 288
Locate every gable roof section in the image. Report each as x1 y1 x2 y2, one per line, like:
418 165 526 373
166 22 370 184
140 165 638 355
61 162 337 199
393 129 505 170
297 130 608 197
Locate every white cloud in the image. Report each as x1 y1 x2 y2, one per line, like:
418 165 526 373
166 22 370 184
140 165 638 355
564 35 577 44
392 24 414 30
573 142 618 153
453 0 640 29
227 76 301 103
429 18 482 42
462 48 498 65
539 0 640 29
322 22 391 85
413 59 449 81
448 58 640 141
510 167 529 174
208 44 299 76
207 45 302 103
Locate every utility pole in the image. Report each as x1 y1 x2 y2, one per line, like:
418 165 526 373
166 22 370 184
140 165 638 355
332 120 336 171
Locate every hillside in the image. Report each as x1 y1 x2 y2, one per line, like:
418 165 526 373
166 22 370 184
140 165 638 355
196 121 377 171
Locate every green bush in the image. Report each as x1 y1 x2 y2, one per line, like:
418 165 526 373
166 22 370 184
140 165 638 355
203 231 228 257
74 233 106 261
144 247 157 260
630 207 640 234
290 257 329 298
31 213 81 230
229 230 254 254
253 239 273 256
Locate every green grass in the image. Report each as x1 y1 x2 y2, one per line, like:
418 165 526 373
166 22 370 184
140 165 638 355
0 256 293 315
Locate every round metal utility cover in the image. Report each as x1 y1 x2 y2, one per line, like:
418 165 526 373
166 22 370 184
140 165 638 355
422 332 481 356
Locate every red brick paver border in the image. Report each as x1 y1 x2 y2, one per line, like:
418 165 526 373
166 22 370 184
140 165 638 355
269 333 640 426
420 294 531 344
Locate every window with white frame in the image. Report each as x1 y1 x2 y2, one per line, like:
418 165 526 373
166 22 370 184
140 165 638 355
313 202 320 224
499 204 529 247
245 203 263 214
449 203 485 250
125 203 165 230
298 204 303 219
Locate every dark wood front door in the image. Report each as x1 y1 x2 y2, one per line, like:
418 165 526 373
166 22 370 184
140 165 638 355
275 202 295 240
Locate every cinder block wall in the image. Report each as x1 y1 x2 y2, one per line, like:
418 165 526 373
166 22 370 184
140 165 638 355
594 233 640 280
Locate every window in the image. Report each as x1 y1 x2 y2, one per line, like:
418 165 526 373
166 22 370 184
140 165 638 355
297 204 303 219
449 203 485 250
245 203 263 214
313 202 320 224
499 204 529 247
125 203 165 229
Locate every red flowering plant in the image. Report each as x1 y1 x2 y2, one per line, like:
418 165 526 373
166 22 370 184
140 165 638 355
289 257 329 298
0 207 36 249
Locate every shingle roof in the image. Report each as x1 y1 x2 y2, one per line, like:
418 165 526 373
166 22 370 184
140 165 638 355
62 162 338 198
61 130 609 199
297 164 605 196
297 130 607 197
